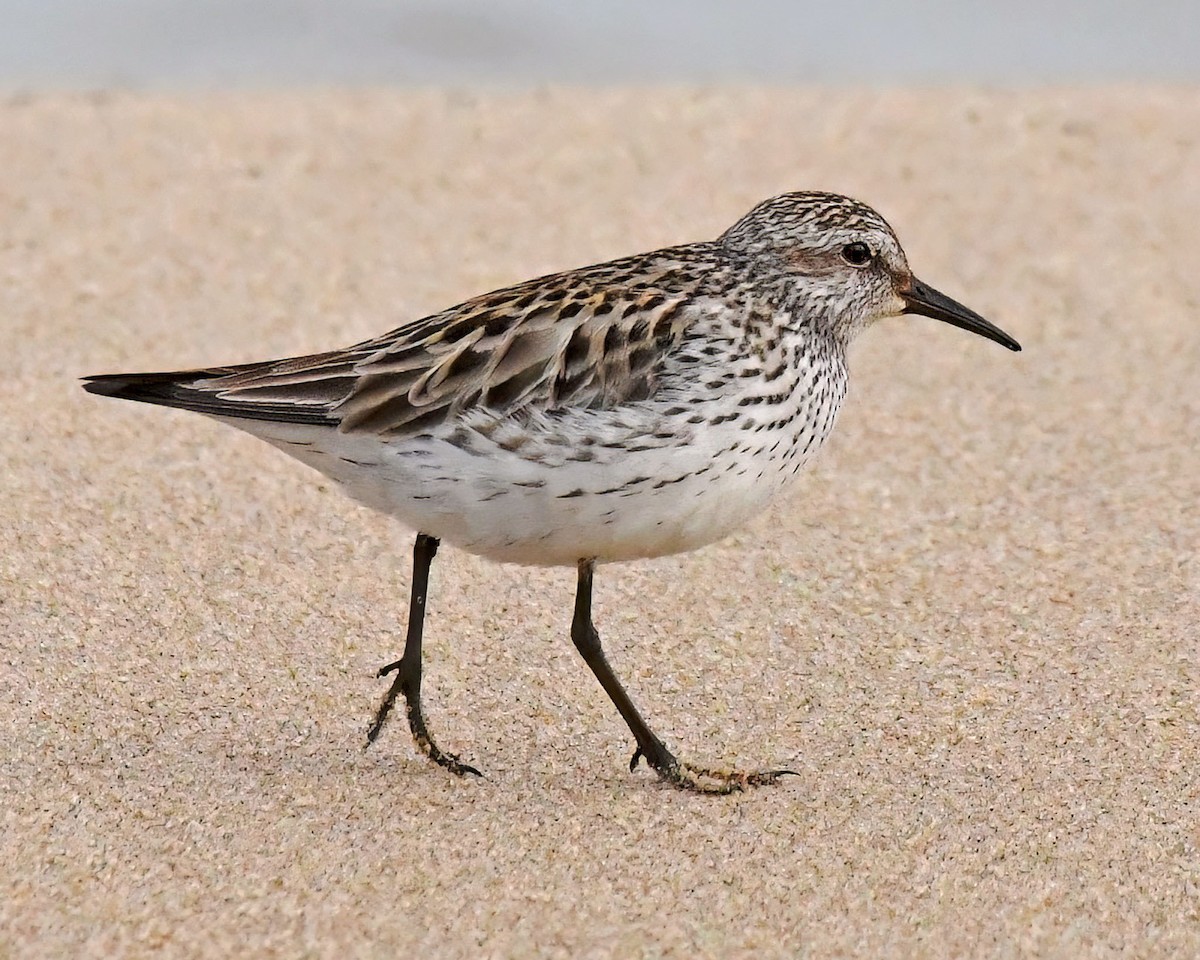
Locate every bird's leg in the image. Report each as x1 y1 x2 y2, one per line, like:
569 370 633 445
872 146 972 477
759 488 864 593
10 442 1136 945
367 533 480 777
570 560 795 795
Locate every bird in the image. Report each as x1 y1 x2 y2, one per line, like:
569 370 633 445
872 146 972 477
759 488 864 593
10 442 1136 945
83 190 1021 793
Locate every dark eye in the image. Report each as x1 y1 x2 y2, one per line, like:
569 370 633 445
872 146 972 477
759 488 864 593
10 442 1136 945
841 242 873 267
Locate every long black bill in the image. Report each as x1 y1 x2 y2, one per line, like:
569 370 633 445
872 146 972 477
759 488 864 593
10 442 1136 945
902 277 1021 352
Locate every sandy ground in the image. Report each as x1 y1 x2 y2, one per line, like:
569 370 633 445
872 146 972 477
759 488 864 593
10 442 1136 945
2 88 1198 958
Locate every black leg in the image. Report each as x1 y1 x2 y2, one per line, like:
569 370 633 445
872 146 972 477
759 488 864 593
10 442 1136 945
570 559 796 794
367 533 479 777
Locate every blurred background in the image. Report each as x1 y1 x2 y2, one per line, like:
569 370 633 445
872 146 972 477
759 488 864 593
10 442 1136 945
3 0 1199 89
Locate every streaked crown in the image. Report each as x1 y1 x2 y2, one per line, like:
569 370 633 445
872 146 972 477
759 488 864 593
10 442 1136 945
720 191 903 262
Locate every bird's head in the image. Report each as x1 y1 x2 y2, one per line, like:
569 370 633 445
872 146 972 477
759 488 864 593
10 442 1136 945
720 191 1021 352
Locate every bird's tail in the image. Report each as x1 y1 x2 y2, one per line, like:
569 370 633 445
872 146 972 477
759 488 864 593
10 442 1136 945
82 362 341 426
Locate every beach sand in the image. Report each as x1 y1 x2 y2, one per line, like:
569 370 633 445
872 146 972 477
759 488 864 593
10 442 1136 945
3 88 1198 957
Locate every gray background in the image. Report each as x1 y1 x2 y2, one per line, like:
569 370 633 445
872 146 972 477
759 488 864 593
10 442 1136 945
4 0 1199 89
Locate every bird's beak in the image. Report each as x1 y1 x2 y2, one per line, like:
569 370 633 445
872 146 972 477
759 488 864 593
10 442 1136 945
901 277 1021 352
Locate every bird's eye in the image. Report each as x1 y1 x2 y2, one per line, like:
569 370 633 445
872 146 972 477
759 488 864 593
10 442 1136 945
841 242 873 267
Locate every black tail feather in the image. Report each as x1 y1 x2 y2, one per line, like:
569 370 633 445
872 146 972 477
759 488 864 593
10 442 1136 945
82 369 336 425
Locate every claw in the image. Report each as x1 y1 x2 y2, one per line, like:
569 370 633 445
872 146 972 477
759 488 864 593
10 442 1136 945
629 747 644 772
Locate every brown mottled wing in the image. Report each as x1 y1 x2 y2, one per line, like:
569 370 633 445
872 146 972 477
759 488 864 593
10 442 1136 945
116 247 716 435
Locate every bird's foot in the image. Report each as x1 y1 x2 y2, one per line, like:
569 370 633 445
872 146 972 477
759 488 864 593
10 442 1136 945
630 747 796 795
367 662 482 778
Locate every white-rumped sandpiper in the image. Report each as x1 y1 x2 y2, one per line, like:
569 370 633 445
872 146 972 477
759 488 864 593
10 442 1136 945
85 191 1020 793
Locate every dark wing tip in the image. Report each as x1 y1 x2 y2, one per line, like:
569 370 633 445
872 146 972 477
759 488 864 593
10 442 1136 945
81 369 336 425
83 373 155 399
82 370 236 416
82 376 119 397
82 371 206 403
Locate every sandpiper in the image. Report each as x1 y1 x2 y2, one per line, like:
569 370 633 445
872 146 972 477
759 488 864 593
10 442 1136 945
84 191 1020 793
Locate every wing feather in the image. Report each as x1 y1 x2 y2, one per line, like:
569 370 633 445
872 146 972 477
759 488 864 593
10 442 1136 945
87 245 722 435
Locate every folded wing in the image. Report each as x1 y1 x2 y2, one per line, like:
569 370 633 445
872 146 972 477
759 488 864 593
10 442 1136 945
84 247 713 439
